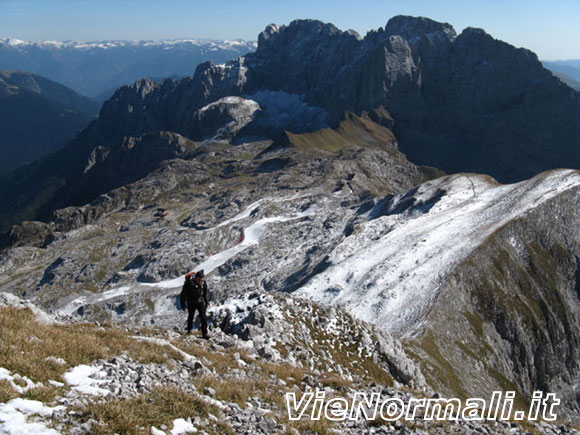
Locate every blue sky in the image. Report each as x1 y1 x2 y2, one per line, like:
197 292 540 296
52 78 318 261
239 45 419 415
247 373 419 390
0 0 578 60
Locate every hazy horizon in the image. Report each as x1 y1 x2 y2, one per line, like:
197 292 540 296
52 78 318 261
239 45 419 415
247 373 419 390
1 0 579 61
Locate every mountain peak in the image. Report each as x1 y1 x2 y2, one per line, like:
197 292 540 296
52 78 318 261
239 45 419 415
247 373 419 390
385 15 456 42
256 19 360 55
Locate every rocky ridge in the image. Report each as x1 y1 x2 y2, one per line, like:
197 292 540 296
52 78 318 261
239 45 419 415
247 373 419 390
87 16 580 182
1 293 577 434
2 105 580 421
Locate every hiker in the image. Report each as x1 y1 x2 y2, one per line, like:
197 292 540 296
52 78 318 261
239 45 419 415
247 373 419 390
180 270 209 339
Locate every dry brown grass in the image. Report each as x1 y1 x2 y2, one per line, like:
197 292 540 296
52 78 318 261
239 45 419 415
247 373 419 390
285 415 334 435
257 361 308 387
0 305 381 435
196 375 272 407
0 380 17 402
21 385 63 403
295 304 395 388
0 307 183 384
79 386 225 435
319 372 353 389
173 338 255 375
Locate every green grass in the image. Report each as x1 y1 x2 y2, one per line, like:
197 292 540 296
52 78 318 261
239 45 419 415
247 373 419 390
408 330 467 400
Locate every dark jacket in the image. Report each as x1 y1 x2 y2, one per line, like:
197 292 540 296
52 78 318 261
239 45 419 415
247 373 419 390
180 278 208 309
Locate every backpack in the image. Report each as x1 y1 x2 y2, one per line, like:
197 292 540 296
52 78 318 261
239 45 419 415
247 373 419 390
180 272 197 308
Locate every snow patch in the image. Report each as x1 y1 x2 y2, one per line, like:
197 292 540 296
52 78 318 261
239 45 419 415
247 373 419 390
171 418 197 434
63 365 110 396
196 95 260 140
248 90 328 133
0 398 63 435
213 199 265 229
0 367 42 394
131 336 198 362
59 286 131 316
297 170 580 336
152 208 314 289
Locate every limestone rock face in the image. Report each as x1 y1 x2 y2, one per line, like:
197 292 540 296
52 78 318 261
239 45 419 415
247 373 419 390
76 16 580 184
3 15 580 234
76 131 192 201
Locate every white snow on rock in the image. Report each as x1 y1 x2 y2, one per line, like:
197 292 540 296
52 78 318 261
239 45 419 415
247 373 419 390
59 286 131 316
149 418 198 434
0 367 42 394
197 96 260 139
208 296 260 324
44 357 66 366
248 90 328 132
0 398 63 435
296 170 580 336
62 365 110 396
170 418 197 434
213 198 265 229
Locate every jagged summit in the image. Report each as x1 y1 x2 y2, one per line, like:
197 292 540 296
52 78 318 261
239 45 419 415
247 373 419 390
257 18 360 49
385 15 457 41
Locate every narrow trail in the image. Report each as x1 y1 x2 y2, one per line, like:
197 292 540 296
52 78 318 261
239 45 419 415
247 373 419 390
58 199 315 315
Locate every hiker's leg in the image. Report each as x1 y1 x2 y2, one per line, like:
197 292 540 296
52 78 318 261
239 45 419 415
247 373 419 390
198 303 208 337
187 308 194 332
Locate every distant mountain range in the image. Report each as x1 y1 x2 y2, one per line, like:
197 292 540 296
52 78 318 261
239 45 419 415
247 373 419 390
543 60 580 91
0 70 99 174
0 38 257 98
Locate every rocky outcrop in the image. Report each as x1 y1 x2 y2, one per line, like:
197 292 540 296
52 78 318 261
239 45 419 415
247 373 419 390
76 131 193 201
4 293 575 434
190 96 260 141
210 293 426 388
